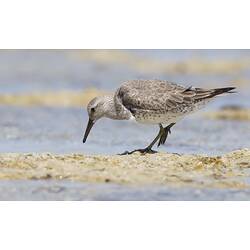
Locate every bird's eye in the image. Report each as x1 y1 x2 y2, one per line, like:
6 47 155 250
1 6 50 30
91 107 95 113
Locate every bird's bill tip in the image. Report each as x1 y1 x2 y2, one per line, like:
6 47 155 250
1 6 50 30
83 118 94 143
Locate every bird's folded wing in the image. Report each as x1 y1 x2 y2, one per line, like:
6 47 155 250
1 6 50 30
116 80 198 112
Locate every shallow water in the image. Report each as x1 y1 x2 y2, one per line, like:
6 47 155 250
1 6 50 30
1 180 250 201
0 50 250 200
0 105 249 156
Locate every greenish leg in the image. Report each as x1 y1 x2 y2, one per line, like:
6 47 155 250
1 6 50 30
119 124 165 155
157 123 175 147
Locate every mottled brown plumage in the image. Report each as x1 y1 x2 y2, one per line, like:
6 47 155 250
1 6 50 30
117 80 233 112
115 80 235 125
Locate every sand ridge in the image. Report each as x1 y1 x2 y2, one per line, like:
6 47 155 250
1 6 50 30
0 149 249 189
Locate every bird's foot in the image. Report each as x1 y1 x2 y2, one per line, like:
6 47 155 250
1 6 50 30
119 147 158 155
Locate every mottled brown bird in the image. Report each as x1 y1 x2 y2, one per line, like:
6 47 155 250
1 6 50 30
83 80 235 154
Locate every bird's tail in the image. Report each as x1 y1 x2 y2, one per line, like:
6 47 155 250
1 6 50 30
194 87 236 101
207 87 236 98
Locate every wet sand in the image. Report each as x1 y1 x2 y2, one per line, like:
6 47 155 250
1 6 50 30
0 89 108 107
205 107 250 121
0 149 249 189
72 50 250 76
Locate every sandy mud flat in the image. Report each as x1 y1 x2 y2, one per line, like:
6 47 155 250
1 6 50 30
0 89 107 107
0 149 249 190
205 107 250 121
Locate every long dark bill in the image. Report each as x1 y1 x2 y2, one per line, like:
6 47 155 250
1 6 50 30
83 118 94 143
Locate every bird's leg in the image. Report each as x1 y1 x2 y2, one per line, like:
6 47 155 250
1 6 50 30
157 123 175 147
119 124 165 155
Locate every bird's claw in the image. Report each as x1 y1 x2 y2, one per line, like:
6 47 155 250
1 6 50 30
119 148 158 155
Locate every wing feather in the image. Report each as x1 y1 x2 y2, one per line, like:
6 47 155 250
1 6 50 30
117 80 193 112
116 80 235 114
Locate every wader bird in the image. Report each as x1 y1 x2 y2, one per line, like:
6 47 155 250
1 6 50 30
83 80 235 154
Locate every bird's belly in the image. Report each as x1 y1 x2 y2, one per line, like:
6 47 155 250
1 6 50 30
134 113 182 125
133 101 209 125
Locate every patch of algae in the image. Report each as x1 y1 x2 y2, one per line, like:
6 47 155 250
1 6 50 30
0 149 249 189
0 88 108 107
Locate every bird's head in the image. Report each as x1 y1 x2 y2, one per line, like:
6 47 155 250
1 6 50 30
83 95 111 143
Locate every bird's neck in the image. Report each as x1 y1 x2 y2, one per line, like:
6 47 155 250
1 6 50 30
102 95 119 119
102 94 131 120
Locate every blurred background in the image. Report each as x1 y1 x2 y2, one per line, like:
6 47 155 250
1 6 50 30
0 49 249 155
